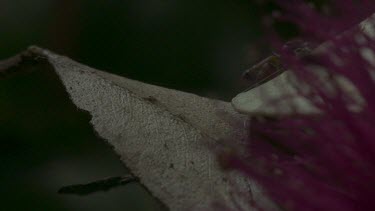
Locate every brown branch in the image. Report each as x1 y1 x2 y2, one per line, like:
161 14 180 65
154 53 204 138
0 46 48 79
0 54 22 76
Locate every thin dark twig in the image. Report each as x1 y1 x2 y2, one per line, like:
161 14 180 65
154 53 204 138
242 40 313 91
58 175 138 196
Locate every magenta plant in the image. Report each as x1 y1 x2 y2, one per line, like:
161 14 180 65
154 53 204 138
223 1 375 210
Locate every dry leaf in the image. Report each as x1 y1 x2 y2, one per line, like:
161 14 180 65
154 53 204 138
1 47 277 211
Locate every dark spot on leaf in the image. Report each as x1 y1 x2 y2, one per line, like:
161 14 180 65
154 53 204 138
144 96 157 103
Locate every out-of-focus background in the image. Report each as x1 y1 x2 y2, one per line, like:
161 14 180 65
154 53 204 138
0 0 284 210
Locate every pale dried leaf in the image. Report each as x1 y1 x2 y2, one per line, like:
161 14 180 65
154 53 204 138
16 47 273 211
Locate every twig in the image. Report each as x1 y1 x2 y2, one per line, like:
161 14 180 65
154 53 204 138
58 175 138 196
242 40 313 90
0 47 47 79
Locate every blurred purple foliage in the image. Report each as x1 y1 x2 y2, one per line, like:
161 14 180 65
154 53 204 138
224 1 375 210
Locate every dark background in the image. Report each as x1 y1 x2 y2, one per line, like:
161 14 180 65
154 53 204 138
0 0 278 210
